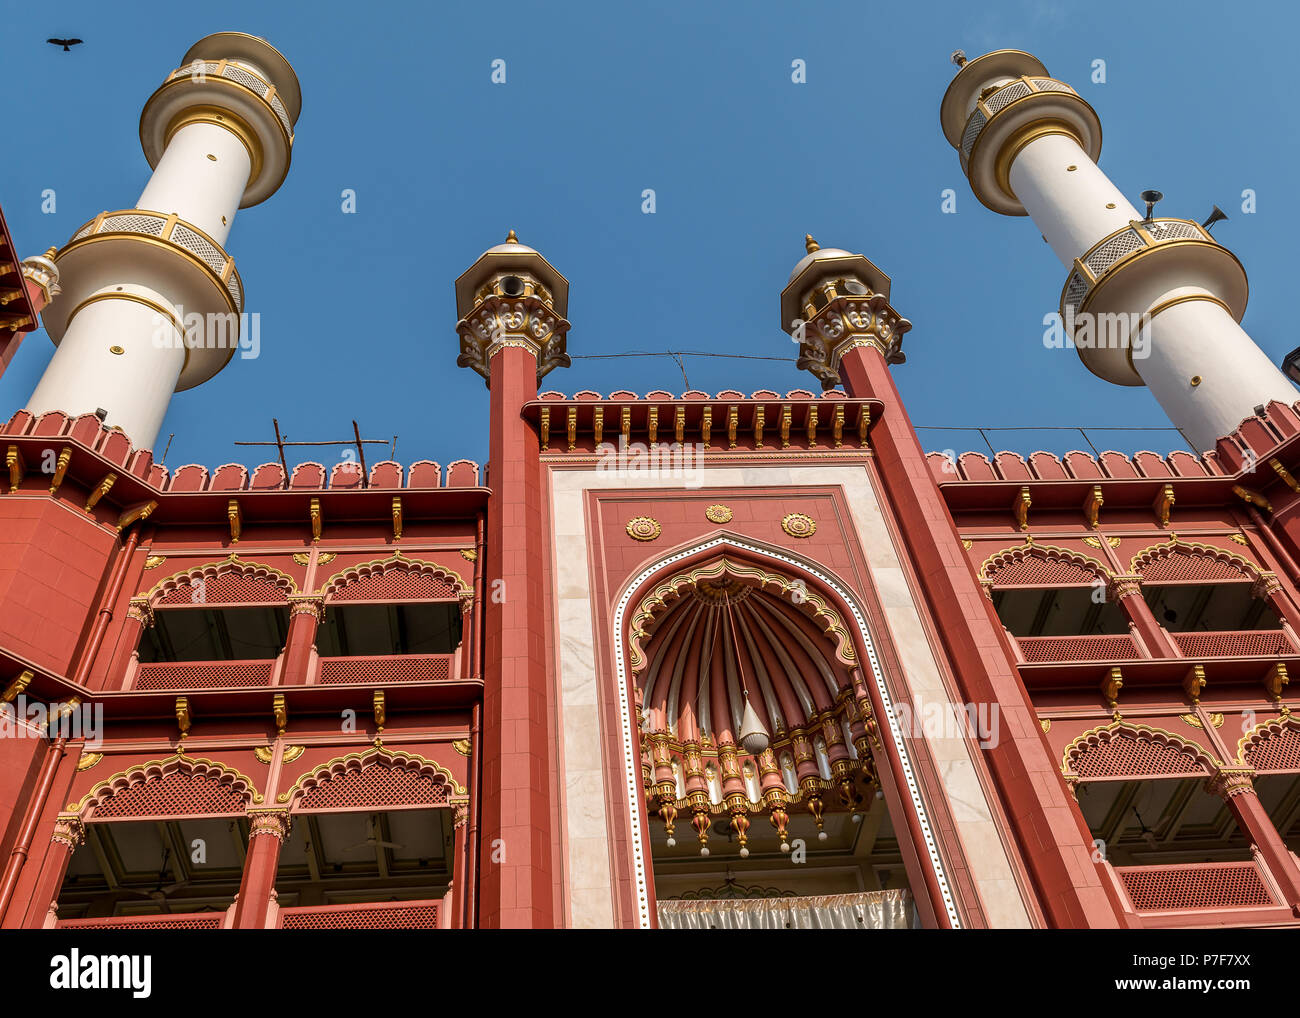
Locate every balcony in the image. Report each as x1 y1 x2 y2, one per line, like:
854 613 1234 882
315 654 455 685
274 899 447 929
1170 630 1295 658
1016 633 1141 664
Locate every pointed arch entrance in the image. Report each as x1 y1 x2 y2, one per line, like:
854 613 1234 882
612 533 961 928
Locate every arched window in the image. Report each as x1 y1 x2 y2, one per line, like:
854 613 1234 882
312 557 471 683
980 546 1131 661
1133 541 1290 657
137 561 295 663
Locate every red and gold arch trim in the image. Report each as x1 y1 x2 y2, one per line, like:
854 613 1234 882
277 745 467 810
627 556 855 676
1129 538 1260 582
1061 721 1219 780
71 754 264 818
978 543 1111 586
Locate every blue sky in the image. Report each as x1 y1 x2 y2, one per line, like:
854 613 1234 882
2 0 1297 471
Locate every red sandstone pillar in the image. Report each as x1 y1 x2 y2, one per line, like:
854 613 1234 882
479 344 554 928
1252 573 1300 640
1108 576 1180 657
232 810 290 928
104 600 150 690
282 597 322 685
836 340 1124 928
22 815 82 929
451 805 468 929
1212 769 1300 913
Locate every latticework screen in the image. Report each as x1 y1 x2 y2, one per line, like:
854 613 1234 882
156 572 289 605
1246 726 1300 772
1073 734 1205 778
280 903 439 929
295 764 450 811
1139 555 1247 583
135 661 274 690
987 556 1097 586
1017 634 1139 663
57 914 224 930
329 570 459 602
317 655 451 685
91 771 247 819
1171 631 1293 658
1118 862 1275 911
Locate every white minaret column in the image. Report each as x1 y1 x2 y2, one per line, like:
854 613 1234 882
941 50 1297 453
27 33 302 449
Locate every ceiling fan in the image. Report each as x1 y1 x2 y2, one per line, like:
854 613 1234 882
342 815 404 852
122 846 188 910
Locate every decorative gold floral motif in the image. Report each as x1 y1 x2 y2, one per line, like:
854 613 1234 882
1230 533 1248 546
961 539 973 550
254 744 304 764
781 513 817 539
1039 719 1051 733
627 517 662 542
452 739 472 756
705 505 733 524
76 751 103 772
460 548 478 562
143 555 166 570
291 551 336 567
1181 713 1224 730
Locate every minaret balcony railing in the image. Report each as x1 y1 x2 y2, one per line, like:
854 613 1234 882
1059 217 1222 320
165 60 294 140
958 75 1080 166
66 209 243 313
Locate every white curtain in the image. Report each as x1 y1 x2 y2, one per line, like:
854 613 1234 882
656 889 918 929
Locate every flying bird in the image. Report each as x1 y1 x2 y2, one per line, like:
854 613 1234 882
46 38 83 52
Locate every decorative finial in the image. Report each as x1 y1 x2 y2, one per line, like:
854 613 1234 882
950 49 967 69
43 247 57 259
805 234 820 254
505 229 518 243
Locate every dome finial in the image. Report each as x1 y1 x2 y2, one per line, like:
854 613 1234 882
505 229 518 244
805 234 820 254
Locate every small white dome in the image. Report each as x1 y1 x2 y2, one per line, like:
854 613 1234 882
787 246 855 283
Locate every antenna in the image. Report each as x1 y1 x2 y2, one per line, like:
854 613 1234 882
234 419 394 489
1140 189 1164 222
950 49 967 68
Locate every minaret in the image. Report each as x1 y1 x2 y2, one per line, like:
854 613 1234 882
26 32 301 448
941 49 1296 452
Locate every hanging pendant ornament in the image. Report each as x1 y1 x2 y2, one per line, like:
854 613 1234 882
726 592 771 756
737 695 770 756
